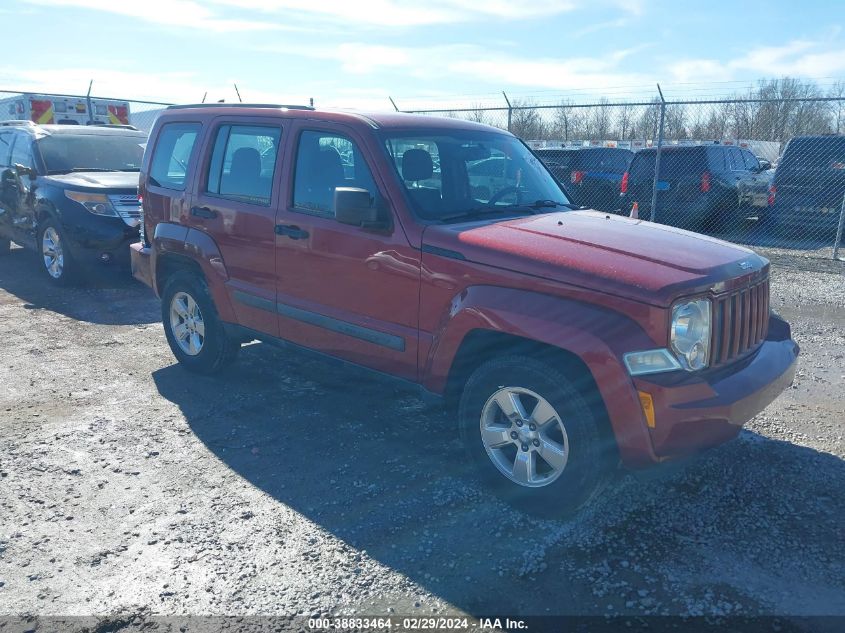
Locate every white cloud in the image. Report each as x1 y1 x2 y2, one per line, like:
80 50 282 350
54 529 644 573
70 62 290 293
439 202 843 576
24 0 281 31
573 18 628 38
259 41 652 94
210 0 578 27
23 0 587 30
0 66 309 105
669 39 845 83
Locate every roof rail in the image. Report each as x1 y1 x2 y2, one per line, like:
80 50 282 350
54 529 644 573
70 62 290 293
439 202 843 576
84 122 140 130
166 103 315 111
0 120 36 127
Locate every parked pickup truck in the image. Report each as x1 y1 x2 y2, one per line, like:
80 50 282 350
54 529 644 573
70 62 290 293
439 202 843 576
131 104 799 515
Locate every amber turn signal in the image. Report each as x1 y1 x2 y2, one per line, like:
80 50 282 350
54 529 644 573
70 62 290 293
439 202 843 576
638 391 655 428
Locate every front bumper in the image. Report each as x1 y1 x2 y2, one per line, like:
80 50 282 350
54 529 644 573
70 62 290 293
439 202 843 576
64 215 138 268
130 242 154 290
632 314 799 460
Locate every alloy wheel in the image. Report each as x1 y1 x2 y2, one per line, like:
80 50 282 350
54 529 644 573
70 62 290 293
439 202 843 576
169 291 206 356
479 386 569 488
42 227 64 279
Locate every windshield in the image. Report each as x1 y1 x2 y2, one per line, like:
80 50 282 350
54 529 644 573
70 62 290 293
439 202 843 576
37 133 146 173
382 130 570 222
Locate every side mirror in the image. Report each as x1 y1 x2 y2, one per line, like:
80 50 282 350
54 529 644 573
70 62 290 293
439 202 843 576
14 163 37 180
335 187 385 228
757 159 771 172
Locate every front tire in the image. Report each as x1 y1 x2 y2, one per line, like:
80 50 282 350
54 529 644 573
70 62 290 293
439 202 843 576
38 220 78 285
458 355 615 517
161 271 240 374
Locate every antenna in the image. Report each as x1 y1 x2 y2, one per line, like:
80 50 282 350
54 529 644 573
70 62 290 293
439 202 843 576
86 80 94 125
234 83 242 103
201 92 207 104
310 97 314 108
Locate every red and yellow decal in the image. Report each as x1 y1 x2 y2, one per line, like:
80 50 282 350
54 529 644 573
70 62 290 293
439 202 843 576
30 99 54 124
108 104 129 125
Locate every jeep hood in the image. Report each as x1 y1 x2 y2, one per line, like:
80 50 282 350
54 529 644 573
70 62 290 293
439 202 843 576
421 210 767 306
44 171 140 190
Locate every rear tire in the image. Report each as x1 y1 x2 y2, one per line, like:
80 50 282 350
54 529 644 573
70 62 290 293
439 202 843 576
458 355 615 517
161 270 240 374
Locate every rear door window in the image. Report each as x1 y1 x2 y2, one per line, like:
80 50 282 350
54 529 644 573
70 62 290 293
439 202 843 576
149 122 201 191
206 124 281 206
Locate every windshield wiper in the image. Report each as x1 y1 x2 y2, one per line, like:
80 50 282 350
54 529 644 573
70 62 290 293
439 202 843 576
438 207 531 224
499 199 577 211
69 168 121 172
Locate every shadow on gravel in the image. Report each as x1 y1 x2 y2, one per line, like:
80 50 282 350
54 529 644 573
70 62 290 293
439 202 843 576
0 246 159 325
152 341 845 617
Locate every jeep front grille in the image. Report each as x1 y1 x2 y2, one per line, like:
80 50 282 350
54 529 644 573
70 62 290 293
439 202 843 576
711 277 770 367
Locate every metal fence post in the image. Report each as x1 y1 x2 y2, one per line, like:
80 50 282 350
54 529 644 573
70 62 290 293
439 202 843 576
650 84 666 224
834 192 845 261
503 91 513 133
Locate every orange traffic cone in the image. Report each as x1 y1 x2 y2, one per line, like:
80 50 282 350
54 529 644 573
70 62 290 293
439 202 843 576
630 201 639 219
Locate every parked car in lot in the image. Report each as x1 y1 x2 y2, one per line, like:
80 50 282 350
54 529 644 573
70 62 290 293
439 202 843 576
620 145 772 232
535 147 632 212
768 135 845 234
132 104 798 515
0 120 146 283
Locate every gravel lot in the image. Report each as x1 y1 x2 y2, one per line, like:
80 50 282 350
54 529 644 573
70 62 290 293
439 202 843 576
0 245 843 629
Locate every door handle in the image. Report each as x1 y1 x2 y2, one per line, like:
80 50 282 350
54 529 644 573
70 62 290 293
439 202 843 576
191 206 217 219
275 224 309 240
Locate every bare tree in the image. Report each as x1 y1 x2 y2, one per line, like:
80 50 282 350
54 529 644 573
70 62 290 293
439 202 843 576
464 103 488 126
664 104 688 139
510 99 546 140
615 102 635 140
828 81 845 134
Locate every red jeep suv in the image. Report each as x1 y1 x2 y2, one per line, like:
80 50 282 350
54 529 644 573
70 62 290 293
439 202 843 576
131 104 798 515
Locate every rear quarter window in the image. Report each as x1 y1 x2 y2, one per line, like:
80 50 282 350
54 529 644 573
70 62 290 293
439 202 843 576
149 122 201 191
707 147 727 171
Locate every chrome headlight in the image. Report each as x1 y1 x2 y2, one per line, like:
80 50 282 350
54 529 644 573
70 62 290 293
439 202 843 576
670 299 711 371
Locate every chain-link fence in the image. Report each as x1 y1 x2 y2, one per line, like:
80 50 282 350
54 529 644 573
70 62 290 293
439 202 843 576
2 88 843 263
402 93 845 263
0 90 172 132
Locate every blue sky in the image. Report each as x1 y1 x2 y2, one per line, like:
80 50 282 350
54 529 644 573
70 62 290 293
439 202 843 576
1 0 844 110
